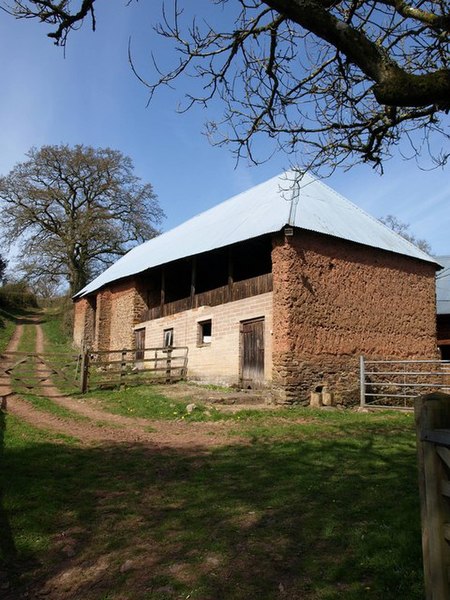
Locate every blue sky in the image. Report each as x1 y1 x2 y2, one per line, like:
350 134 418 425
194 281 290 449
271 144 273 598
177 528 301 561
0 1 449 256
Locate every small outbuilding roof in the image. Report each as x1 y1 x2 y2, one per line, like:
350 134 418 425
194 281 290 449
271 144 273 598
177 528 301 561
436 256 450 315
75 171 438 298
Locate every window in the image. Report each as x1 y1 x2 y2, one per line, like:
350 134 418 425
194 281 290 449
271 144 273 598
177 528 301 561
163 328 174 348
198 320 212 345
134 328 145 361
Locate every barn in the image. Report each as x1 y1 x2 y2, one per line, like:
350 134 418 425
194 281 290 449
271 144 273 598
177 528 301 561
73 172 439 403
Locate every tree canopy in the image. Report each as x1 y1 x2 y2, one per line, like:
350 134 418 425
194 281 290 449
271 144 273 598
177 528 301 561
2 0 449 172
0 144 164 295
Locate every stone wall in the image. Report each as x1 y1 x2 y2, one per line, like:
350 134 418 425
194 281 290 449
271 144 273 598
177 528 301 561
73 279 148 351
73 297 96 348
73 298 88 348
137 292 273 386
272 229 438 404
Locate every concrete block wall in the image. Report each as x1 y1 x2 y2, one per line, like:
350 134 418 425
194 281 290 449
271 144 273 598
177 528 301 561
271 229 439 403
137 292 273 386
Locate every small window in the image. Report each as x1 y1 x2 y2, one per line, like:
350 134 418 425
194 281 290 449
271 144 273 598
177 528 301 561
163 328 174 348
198 320 212 345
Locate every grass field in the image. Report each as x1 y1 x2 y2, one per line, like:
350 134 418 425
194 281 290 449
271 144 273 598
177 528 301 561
0 306 35 352
0 308 426 599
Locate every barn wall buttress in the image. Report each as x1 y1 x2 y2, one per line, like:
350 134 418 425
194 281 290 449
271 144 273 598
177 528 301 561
74 279 147 351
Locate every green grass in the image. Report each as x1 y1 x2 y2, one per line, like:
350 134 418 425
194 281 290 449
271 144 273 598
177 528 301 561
0 308 17 352
1 309 425 597
0 306 37 352
83 385 228 421
0 407 424 599
40 307 74 354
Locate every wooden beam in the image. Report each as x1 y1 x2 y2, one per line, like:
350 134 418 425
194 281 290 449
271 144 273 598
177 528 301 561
228 247 234 301
190 257 197 309
160 268 165 315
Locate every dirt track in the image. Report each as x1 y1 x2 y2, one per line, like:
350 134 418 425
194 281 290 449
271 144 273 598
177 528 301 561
2 321 244 448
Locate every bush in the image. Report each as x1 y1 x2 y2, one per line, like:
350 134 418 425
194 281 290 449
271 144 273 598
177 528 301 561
0 281 38 309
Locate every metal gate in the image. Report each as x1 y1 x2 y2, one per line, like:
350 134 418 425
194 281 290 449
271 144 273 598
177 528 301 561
360 357 450 409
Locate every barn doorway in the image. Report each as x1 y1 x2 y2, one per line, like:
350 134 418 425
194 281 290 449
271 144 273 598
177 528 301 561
240 317 265 388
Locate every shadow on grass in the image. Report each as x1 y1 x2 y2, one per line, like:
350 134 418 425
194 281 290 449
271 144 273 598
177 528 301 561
0 410 20 590
0 419 424 600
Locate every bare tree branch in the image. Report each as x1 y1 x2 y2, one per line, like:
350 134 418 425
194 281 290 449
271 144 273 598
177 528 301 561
2 0 449 171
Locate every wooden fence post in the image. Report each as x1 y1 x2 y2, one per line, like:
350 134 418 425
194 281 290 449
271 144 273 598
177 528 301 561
415 393 450 600
166 348 172 383
120 349 127 389
80 349 90 393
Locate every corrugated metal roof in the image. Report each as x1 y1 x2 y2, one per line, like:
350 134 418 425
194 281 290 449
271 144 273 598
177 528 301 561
75 171 438 298
436 256 450 315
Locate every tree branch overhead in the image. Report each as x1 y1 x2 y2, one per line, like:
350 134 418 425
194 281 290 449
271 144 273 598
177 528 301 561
2 0 449 170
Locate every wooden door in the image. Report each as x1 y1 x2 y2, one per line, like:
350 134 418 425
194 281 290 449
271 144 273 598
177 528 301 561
241 318 265 388
134 328 145 360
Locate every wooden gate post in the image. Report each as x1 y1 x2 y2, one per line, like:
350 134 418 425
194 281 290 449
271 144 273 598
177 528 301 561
120 349 127 389
415 393 450 600
80 349 90 393
166 348 172 383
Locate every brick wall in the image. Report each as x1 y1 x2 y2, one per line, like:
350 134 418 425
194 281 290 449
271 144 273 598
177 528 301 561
137 292 273 386
272 229 438 403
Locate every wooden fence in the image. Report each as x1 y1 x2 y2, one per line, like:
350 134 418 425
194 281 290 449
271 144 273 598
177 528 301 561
0 346 188 396
415 393 450 599
81 346 189 392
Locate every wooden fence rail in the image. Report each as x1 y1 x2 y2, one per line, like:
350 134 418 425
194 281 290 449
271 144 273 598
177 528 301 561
0 350 82 397
0 346 188 396
82 346 189 392
415 393 450 600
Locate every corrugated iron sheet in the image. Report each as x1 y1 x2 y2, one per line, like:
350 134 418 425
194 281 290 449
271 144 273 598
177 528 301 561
436 256 450 315
75 171 438 298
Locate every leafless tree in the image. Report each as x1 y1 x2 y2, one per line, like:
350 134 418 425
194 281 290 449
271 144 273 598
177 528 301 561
379 214 432 253
2 0 449 172
0 145 164 295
